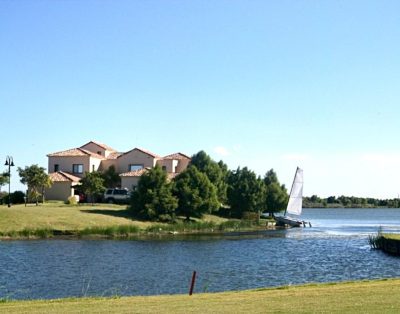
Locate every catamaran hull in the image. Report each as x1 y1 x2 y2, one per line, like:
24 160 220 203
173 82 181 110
274 216 308 228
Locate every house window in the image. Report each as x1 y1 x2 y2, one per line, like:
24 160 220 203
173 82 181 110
129 164 143 171
92 165 95 172
97 151 102 156
72 164 83 174
54 164 59 172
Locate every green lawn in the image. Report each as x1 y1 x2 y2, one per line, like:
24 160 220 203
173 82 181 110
1 279 400 313
0 203 153 232
383 233 400 240
0 203 231 236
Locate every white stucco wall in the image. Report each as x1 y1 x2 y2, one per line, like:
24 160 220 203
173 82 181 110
176 158 190 173
120 177 141 191
99 159 118 172
45 182 74 201
117 149 157 173
157 159 179 173
48 156 102 177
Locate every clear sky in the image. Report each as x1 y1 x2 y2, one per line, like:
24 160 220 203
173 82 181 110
1 0 400 199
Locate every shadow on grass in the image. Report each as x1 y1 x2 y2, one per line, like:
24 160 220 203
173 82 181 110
80 209 134 220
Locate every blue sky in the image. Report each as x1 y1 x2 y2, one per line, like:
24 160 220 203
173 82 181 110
1 0 400 198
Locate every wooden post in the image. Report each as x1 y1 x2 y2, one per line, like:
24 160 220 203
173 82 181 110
189 271 197 296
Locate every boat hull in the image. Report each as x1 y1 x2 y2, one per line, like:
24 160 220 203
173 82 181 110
274 216 308 228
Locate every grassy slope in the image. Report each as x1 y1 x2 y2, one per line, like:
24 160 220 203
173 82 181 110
1 279 400 313
383 234 400 240
0 203 229 233
0 203 152 232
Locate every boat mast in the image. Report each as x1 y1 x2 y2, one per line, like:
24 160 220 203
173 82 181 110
284 167 299 216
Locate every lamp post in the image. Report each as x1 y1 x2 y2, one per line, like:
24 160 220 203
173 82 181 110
5 156 14 207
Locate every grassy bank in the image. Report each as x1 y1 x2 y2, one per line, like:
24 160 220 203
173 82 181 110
1 278 400 313
0 203 151 235
369 232 400 255
0 203 261 239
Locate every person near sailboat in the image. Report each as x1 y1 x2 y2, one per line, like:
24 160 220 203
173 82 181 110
274 167 311 228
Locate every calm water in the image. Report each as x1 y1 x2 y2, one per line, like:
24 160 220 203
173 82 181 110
1 208 400 300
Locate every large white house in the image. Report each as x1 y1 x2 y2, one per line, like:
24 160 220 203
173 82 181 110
46 141 190 201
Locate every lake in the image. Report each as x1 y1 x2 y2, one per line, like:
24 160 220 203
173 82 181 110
1 208 400 300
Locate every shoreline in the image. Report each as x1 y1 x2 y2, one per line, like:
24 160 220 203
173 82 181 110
0 225 277 241
0 203 277 241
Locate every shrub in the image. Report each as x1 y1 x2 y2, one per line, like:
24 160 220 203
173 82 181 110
242 211 259 221
11 191 25 204
66 196 78 205
0 192 7 205
218 220 254 231
158 214 174 223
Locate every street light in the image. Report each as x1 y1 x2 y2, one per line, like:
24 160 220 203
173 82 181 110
5 156 14 207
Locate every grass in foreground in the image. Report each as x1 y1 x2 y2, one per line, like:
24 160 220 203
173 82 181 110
1 279 400 313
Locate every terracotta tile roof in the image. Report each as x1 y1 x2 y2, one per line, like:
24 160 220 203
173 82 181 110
49 171 81 182
47 148 105 159
119 168 150 177
118 147 160 159
80 140 116 152
163 152 191 160
106 152 123 160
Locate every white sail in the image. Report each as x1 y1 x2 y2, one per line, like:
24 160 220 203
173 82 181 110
286 167 303 216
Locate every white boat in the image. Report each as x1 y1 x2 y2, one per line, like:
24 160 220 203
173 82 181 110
274 167 311 228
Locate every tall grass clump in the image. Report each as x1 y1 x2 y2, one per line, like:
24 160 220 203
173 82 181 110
146 221 217 233
66 196 78 205
369 227 384 249
218 219 254 231
0 228 53 239
79 225 140 237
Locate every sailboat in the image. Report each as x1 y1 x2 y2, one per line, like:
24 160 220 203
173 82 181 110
274 167 311 228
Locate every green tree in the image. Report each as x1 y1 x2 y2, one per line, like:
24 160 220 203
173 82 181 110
17 165 52 205
173 165 219 220
327 196 337 204
80 171 106 205
310 195 322 203
264 169 288 215
130 166 178 221
226 167 266 218
190 151 228 204
0 172 9 192
102 165 121 188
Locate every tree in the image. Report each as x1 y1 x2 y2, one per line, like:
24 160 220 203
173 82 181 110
102 165 121 188
17 165 52 205
264 169 288 215
227 167 266 218
327 196 337 204
190 151 228 204
130 165 178 221
173 165 219 220
264 169 278 185
80 171 106 205
310 195 322 203
0 172 8 192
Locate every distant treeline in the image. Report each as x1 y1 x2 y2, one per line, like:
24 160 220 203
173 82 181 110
303 195 400 208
